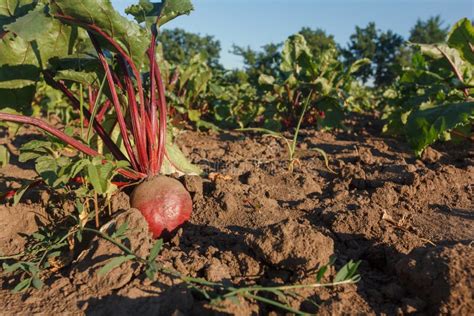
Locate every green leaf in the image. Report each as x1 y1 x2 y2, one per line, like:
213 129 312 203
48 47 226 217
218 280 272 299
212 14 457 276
2 262 22 273
98 255 135 276
35 155 59 187
148 239 163 262
187 109 201 122
334 260 361 283
4 3 50 41
3 4 77 68
31 276 43 290
87 163 103 194
348 58 371 74
162 136 202 175
406 101 474 156
113 222 128 238
280 34 313 74
316 96 345 129
13 181 33 206
50 0 149 67
70 158 89 178
258 74 275 86
145 266 156 281
126 0 194 28
447 18 474 65
12 277 31 293
0 0 36 29
54 69 99 86
0 144 9 167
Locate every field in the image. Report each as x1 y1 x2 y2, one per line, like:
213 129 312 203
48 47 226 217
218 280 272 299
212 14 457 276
1 113 472 314
0 0 473 315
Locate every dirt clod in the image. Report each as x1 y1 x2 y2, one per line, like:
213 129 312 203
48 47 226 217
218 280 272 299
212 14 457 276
246 218 334 272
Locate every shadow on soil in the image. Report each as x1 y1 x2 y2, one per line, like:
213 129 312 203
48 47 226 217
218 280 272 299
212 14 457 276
80 284 228 316
305 211 457 315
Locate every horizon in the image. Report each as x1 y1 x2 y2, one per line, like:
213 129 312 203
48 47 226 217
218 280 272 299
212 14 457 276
112 0 473 68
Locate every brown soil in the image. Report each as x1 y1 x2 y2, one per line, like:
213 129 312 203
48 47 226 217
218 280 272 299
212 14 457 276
0 114 473 315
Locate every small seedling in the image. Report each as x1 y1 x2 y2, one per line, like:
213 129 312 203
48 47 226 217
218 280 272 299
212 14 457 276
238 91 335 173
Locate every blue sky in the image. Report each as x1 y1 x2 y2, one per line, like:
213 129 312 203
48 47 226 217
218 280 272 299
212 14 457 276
112 0 473 68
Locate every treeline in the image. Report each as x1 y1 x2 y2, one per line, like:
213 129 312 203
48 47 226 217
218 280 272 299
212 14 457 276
159 16 449 87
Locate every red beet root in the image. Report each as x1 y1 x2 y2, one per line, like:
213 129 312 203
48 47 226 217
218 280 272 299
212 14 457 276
130 176 192 238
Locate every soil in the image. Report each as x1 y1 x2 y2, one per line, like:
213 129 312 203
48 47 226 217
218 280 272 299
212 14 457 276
0 113 473 315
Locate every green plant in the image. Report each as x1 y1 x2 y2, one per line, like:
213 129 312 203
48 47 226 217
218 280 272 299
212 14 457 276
258 34 370 130
239 92 334 173
383 18 474 156
0 0 201 237
160 51 214 127
1 215 360 314
80 224 362 315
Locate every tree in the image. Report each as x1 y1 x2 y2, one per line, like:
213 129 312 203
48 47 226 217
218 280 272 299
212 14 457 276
342 23 405 86
409 16 449 44
158 28 222 68
374 30 405 86
232 43 282 83
298 27 337 56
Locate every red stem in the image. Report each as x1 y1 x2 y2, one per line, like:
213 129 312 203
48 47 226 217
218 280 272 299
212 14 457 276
0 113 144 180
0 113 99 156
148 34 159 174
43 72 127 163
88 33 140 172
96 99 111 123
117 57 149 171
153 60 168 173
55 14 148 160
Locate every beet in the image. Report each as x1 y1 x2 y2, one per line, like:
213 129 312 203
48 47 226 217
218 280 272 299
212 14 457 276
130 176 192 238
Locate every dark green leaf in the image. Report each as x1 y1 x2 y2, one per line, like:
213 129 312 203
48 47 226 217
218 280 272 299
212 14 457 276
316 96 345 129
13 181 33 206
406 101 474 156
50 0 149 66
